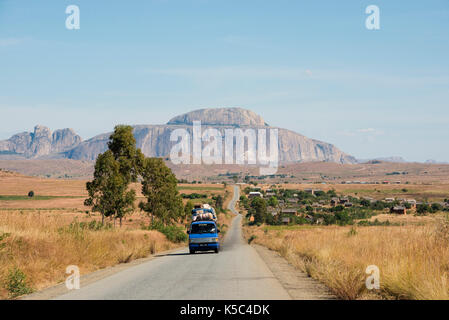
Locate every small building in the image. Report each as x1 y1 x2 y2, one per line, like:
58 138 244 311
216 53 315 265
281 208 298 215
248 191 263 198
265 192 276 197
405 199 417 209
282 217 290 225
304 189 314 195
385 197 395 203
304 214 314 223
331 197 339 206
391 206 407 215
287 198 297 204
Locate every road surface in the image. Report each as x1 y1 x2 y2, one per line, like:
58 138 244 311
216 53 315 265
55 185 291 299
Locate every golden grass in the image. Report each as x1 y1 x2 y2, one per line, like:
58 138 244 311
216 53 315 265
0 210 179 299
243 216 449 300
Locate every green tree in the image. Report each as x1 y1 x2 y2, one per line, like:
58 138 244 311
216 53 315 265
184 200 194 219
84 125 142 227
139 157 183 225
267 196 279 207
107 125 144 183
250 197 267 224
84 151 136 226
360 199 370 207
431 203 443 213
214 195 224 211
417 203 431 215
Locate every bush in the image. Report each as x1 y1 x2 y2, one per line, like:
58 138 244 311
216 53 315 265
27 191 34 198
181 193 207 199
58 220 113 238
146 222 187 243
431 203 444 213
417 203 431 215
248 235 257 244
6 267 33 298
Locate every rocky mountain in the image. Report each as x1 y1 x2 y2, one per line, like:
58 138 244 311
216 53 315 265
0 108 357 164
0 125 81 158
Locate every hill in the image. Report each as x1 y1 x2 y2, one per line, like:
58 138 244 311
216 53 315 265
0 107 356 164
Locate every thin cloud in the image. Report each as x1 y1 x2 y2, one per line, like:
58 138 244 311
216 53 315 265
0 38 24 47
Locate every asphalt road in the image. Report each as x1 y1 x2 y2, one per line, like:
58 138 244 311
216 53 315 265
55 186 291 300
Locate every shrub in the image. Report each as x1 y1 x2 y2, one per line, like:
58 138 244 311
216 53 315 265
27 191 34 198
417 203 431 215
0 232 10 251
6 267 33 298
146 222 187 243
248 235 257 244
58 220 113 237
431 203 443 213
347 226 357 237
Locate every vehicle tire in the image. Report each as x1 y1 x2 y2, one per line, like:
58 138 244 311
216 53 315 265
214 248 219 254
190 249 195 254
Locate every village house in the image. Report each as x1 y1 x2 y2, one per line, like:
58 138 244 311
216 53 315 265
265 192 276 197
282 217 290 225
281 208 298 215
248 191 263 198
287 198 297 204
385 197 395 203
331 197 339 206
405 199 417 209
304 189 314 195
304 214 314 223
391 206 407 215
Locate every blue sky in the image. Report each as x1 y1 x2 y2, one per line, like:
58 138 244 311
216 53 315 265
0 0 448 162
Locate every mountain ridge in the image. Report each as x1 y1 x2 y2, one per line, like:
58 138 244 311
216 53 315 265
0 107 357 164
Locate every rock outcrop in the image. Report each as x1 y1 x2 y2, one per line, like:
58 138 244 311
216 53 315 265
0 125 81 158
0 108 357 164
167 107 268 127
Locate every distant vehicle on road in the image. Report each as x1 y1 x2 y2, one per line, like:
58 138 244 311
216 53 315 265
188 220 220 254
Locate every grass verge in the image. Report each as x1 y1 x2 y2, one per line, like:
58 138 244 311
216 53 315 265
243 215 449 300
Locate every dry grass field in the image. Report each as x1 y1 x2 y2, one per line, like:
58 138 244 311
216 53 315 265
0 209 178 299
3 159 449 184
0 170 231 299
241 177 449 300
243 214 449 300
